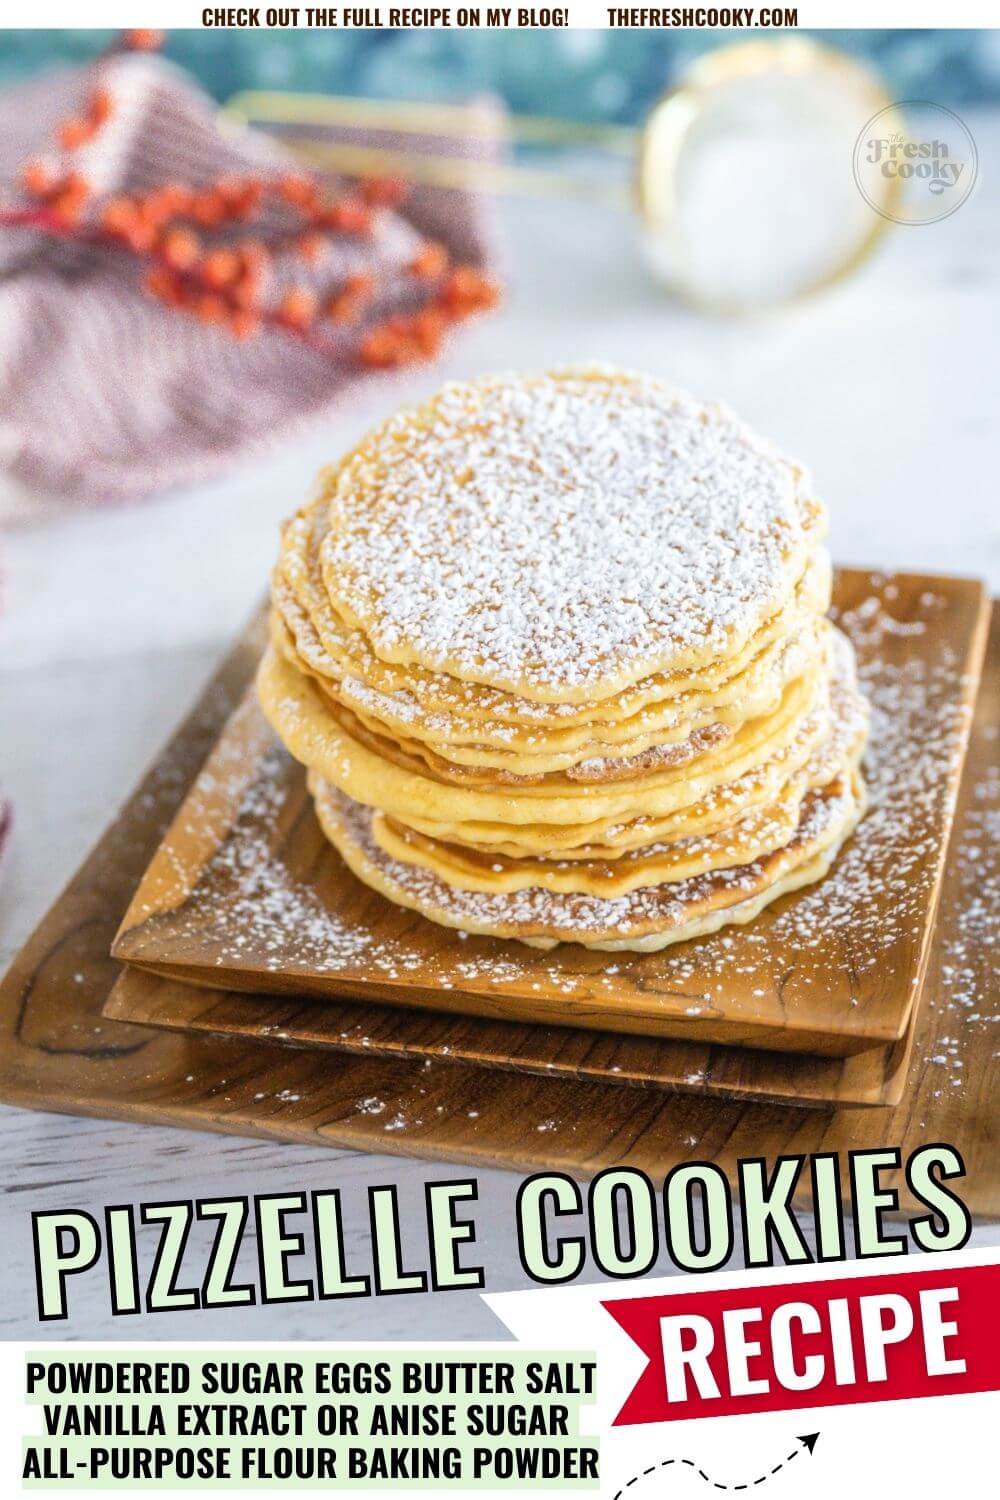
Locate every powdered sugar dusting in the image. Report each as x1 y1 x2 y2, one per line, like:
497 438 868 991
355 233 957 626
321 773 859 941
567 722 732 781
321 367 822 695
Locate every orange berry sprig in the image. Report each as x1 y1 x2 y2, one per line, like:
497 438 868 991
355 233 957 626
10 158 501 365
358 266 501 369
3 34 501 369
57 86 114 151
121 29 165 51
326 271 375 324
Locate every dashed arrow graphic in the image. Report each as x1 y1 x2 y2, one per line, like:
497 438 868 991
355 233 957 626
612 1433 820 1495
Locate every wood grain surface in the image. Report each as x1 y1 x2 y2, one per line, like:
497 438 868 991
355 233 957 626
103 963 919 1111
111 570 990 1058
0 584 996 1216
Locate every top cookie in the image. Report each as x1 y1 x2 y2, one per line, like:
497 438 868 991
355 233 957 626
319 366 825 703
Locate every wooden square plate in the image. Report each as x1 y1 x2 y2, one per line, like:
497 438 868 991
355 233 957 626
0 597 996 1214
110 571 989 1059
103 963 921 1111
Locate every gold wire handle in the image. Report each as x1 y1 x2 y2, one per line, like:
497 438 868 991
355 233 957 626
225 39 901 310
227 89 636 148
224 90 633 204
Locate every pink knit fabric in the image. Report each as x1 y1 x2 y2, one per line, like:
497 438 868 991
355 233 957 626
0 54 503 505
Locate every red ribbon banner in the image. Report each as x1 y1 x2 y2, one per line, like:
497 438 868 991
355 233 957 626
603 1262 1000 1425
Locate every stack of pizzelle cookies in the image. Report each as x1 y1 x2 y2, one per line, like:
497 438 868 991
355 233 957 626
258 366 869 952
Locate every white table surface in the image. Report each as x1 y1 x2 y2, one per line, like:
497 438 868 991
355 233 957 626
2 123 999 1340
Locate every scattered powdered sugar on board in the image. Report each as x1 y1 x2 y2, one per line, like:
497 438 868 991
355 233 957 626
914 728 998 1110
651 598 977 1003
175 750 382 976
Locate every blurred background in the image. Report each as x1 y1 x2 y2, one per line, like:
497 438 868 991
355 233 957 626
3 27 999 114
1 25 997 789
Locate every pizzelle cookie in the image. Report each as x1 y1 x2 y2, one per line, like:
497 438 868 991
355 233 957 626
258 365 869 952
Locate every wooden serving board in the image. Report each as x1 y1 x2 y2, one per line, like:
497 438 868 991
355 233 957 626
0 591 996 1215
110 571 989 1058
103 963 920 1111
